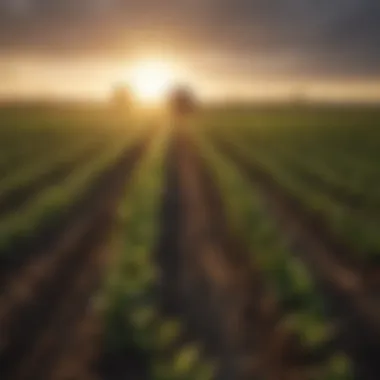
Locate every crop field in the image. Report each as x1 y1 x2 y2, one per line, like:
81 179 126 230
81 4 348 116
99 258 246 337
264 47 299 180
0 104 379 380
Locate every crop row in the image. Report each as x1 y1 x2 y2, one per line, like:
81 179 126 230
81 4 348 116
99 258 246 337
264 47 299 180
0 133 139 263
0 106 140 180
99 131 216 380
201 118 380 265
0 137 105 214
193 129 353 379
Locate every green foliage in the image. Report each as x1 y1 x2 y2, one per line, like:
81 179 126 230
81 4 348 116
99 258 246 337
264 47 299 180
0 107 143 260
196 130 353 378
103 131 215 380
201 108 380 263
0 139 132 259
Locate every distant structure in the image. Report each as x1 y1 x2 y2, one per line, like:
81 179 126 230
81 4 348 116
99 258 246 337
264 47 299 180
110 84 132 110
168 85 198 118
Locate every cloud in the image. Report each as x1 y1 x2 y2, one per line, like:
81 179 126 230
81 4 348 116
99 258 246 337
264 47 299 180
0 0 379 78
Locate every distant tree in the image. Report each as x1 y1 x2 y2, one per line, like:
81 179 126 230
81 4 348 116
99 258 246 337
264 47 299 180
111 84 132 110
168 85 198 118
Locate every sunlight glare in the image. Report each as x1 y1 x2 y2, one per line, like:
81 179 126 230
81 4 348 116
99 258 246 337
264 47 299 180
128 59 174 103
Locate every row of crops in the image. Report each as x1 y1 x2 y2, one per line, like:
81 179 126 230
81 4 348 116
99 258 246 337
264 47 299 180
2 105 378 379
98 107 380 379
0 107 144 265
195 132 353 379
98 129 217 380
199 107 380 266
101 147 348 379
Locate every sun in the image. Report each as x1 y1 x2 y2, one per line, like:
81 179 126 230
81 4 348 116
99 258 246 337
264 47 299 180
128 59 174 103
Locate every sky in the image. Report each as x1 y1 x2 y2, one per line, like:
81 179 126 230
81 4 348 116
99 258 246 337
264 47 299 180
1 0 380 101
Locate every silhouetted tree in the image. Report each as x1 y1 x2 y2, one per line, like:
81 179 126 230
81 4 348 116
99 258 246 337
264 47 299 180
168 85 197 118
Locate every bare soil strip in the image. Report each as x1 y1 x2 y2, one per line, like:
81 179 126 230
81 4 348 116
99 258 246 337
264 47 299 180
0 136 149 380
154 131 311 380
47 297 104 380
216 138 380 380
50 224 148 380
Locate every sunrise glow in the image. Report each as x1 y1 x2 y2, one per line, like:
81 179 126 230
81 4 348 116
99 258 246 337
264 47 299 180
128 59 175 103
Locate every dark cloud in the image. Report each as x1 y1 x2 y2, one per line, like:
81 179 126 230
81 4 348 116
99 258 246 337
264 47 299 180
0 0 379 78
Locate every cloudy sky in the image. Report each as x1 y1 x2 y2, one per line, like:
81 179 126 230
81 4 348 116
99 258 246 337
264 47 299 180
1 0 380 100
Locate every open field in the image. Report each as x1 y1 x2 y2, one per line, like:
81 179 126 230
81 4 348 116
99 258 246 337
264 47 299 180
0 104 379 380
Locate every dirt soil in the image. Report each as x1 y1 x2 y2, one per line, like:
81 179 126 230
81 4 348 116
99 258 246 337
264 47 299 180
154 130 314 380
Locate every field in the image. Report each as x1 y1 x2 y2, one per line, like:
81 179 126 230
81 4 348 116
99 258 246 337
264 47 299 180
0 103 379 380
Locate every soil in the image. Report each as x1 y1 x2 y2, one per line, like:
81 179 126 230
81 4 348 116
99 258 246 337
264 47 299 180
153 130 312 380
